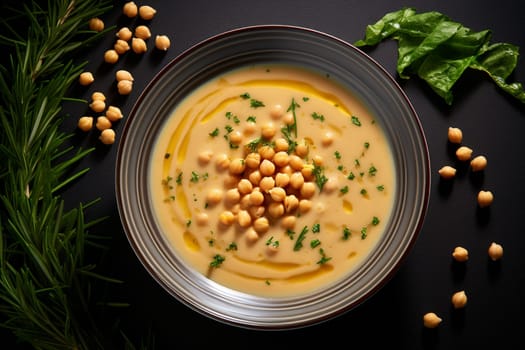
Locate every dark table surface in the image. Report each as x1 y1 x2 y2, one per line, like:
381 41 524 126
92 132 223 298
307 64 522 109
7 0 525 348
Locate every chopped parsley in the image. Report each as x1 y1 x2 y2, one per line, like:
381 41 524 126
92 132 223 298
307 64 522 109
311 112 325 122
210 254 225 268
250 98 265 108
226 242 238 251
246 115 257 123
313 164 328 191
293 226 308 251
317 248 332 265
240 92 250 99
209 128 219 137
360 227 368 240
351 115 362 126
342 226 351 240
312 223 321 233
340 185 349 194
310 239 321 248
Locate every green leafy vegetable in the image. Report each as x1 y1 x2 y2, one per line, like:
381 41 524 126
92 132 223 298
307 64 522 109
355 7 525 104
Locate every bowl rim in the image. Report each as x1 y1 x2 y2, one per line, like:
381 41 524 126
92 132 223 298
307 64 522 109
115 24 431 330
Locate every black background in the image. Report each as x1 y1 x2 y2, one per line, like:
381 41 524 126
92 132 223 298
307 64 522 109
3 0 525 348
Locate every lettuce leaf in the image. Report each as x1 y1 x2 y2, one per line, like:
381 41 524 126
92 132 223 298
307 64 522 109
355 8 525 105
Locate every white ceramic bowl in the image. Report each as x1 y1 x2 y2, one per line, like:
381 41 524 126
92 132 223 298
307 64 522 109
116 25 430 330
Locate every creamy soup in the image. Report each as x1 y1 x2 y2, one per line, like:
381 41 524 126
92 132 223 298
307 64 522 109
149 64 395 298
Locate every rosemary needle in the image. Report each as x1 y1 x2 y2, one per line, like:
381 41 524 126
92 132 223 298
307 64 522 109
0 1 121 349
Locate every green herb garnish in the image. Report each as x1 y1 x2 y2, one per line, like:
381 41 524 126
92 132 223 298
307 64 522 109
311 112 325 122
250 98 265 108
293 226 309 251
355 7 525 104
313 164 328 191
210 254 226 267
209 127 219 137
351 115 362 126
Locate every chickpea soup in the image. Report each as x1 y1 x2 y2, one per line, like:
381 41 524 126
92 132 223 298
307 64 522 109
150 64 396 298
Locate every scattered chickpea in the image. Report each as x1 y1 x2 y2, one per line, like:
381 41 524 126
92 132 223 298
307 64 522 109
229 158 246 175
259 159 276 176
237 210 252 227
248 170 262 185
206 189 223 206
267 202 285 218
104 49 119 64
447 126 463 144
249 190 265 206
224 188 241 205
298 199 312 213
78 72 94 86
275 172 290 188
215 153 230 171
477 190 494 208
198 150 213 165
261 122 276 139
284 195 299 213
300 182 316 199
77 116 93 132
99 128 116 145
229 130 243 145
88 17 104 32
116 27 133 41
123 1 138 18
452 246 469 262
321 132 334 146
451 290 468 309
106 106 123 122
270 104 283 119
135 25 152 40
268 187 286 202
219 211 235 226
288 155 304 171
295 142 309 157
245 228 259 243
131 37 148 54
273 138 289 152
117 79 133 95
456 146 473 161
259 176 275 193
155 35 171 51
253 217 269 233
245 153 261 169
470 155 487 172
281 215 296 229
195 212 209 226
139 5 157 20
116 69 134 82
95 116 112 131
114 39 130 55
488 242 503 261
91 91 106 101
282 112 294 125
438 165 456 179
237 179 253 195
89 99 106 113
423 312 442 329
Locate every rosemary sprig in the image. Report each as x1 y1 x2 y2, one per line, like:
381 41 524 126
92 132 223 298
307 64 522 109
0 1 121 349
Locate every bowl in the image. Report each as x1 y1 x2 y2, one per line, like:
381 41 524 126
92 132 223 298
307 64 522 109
115 25 430 330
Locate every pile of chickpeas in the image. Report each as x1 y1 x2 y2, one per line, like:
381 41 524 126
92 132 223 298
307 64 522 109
79 2 170 145
198 107 336 243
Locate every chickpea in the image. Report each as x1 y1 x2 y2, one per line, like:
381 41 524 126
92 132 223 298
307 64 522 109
248 205 265 219
283 112 294 125
245 228 259 243
131 37 147 54
245 153 261 169
224 188 241 205
244 122 256 135
91 91 106 101
321 132 334 146
259 159 276 176
237 210 252 227
219 211 235 226
301 164 314 180
139 5 157 20
275 172 290 188
273 151 289 168
106 106 123 122
253 217 270 233
237 179 253 195
451 290 468 309
448 127 463 144
270 104 284 119
299 199 312 213
281 215 297 229
195 212 209 226
312 154 324 166
488 242 503 261
280 165 293 176
300 182 316 199
116 69 134 82
284 194 299 213
259 176 275 192
249 190 265 206
269 187 286 202
423 312 442 329
258 145 275 160
104 49 119 64
116 27 133 41
295 142 309 157
117 79 133 95
197 150 213 165
215 153 230 171
229 158 246 175
114 39 130 54
438 165 456 179
288 155 304 171
248 170 262 185
289 172 304 189
77 116 93 132
135 25 151 40
268 202 284 218
470 155 487 172
89 99 106 113
477 190 494 208
229 130 243 145
274 138 289 152
323 176 339 193
88 17 104 32
456 146 473 161
123 1 138 17
452 246 469 262
78 72 94 86
206 189 223 205
155 35 171 51
223 175 239 189
95 116 112 131
261 122 276 139
99 128 116 145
